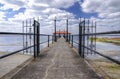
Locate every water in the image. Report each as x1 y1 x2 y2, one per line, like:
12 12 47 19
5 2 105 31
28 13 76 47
72 36 120 61
0 35 23 52
96 42 120 61
0 35 52 54
0 35 119 61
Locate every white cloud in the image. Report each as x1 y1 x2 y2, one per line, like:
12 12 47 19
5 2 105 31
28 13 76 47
0 0 79 33
0 12 5 21
34 0 78 8
81 0 120 18
81 0 120 32
0 0 25 10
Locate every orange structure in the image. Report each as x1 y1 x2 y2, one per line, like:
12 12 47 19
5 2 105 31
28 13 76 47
53 31 71 34
53 30 71 41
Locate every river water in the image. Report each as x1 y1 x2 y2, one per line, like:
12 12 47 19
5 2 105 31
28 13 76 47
72 36 120 61
86 42 120 61
0 35 120 61
0 35 51 54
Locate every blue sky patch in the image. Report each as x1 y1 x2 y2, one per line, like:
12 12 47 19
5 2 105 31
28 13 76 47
4 8 26 20
61 2 98 19
0 3 4 7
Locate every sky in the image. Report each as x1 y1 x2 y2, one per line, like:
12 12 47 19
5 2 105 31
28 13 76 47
0 0 120 34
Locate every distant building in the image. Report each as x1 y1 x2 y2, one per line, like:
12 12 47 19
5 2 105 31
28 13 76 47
53 30 71 38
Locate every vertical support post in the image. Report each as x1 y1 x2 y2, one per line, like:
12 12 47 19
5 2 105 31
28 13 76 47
33 20 36 58
48 35 50 47
59 29 60 38
54 18 57 42
82 19 85 58
72 35 73 47
26 20 28 53
29 19 32 54
37 21 40 56
33 20 40 58
69 34 71 44
87 19 90 55
22 21 25 54
79 18 82 57
37 17 40 55
91 20 94 55
66 18 68 42
95 22 96 50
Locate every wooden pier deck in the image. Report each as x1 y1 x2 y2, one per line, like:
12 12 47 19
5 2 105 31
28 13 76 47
11 37 102 79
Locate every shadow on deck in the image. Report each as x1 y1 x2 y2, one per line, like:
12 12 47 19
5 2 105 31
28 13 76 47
4 37 103 79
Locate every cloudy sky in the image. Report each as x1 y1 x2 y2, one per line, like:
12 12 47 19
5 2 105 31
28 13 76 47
0 0 120 34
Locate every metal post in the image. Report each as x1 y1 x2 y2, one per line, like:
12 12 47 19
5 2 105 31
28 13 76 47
48 35 50 47
37 17 40 56
33 20 36 58
69 34 71 44
91 20 94 55
37 21 40 56
95 22 96 50
26 20 28 53
87 20 90 55
82 19 85 58
29 19 32 54
72 35 73 47
54 18 57 42
79 18 82 56
33 20 40 58
22 21 25 54
66 19 68 42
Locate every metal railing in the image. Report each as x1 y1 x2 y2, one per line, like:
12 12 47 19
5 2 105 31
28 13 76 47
68 19 120 65
0 19 53 59
0 32 52 59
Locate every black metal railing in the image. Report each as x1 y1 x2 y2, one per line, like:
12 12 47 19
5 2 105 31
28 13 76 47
68 19 120 65
0 19 53 59
0 32 52 59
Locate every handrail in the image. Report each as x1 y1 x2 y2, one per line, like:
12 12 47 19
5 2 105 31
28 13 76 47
83 45 120 65
69 36 120 65
72 30 120 36
0 32 52 36
0 32 53 59
0 45 34 59
0 39 53 59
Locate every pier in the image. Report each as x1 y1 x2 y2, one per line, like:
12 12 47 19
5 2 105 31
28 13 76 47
0 18 120 79
11 38 101 79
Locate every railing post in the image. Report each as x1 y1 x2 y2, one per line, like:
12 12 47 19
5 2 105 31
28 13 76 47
54 18 57 42
87 19 89 55
69 34 71 44
29 19 32 54
33 20 40 58
37 22 40 56
95 21 97 51
72 35 73 47
82 19 85 58
79 20 82 57
22 21 25 54
66 18 68 42
25 20 28 53
33 20 36 58
48 35 50 47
